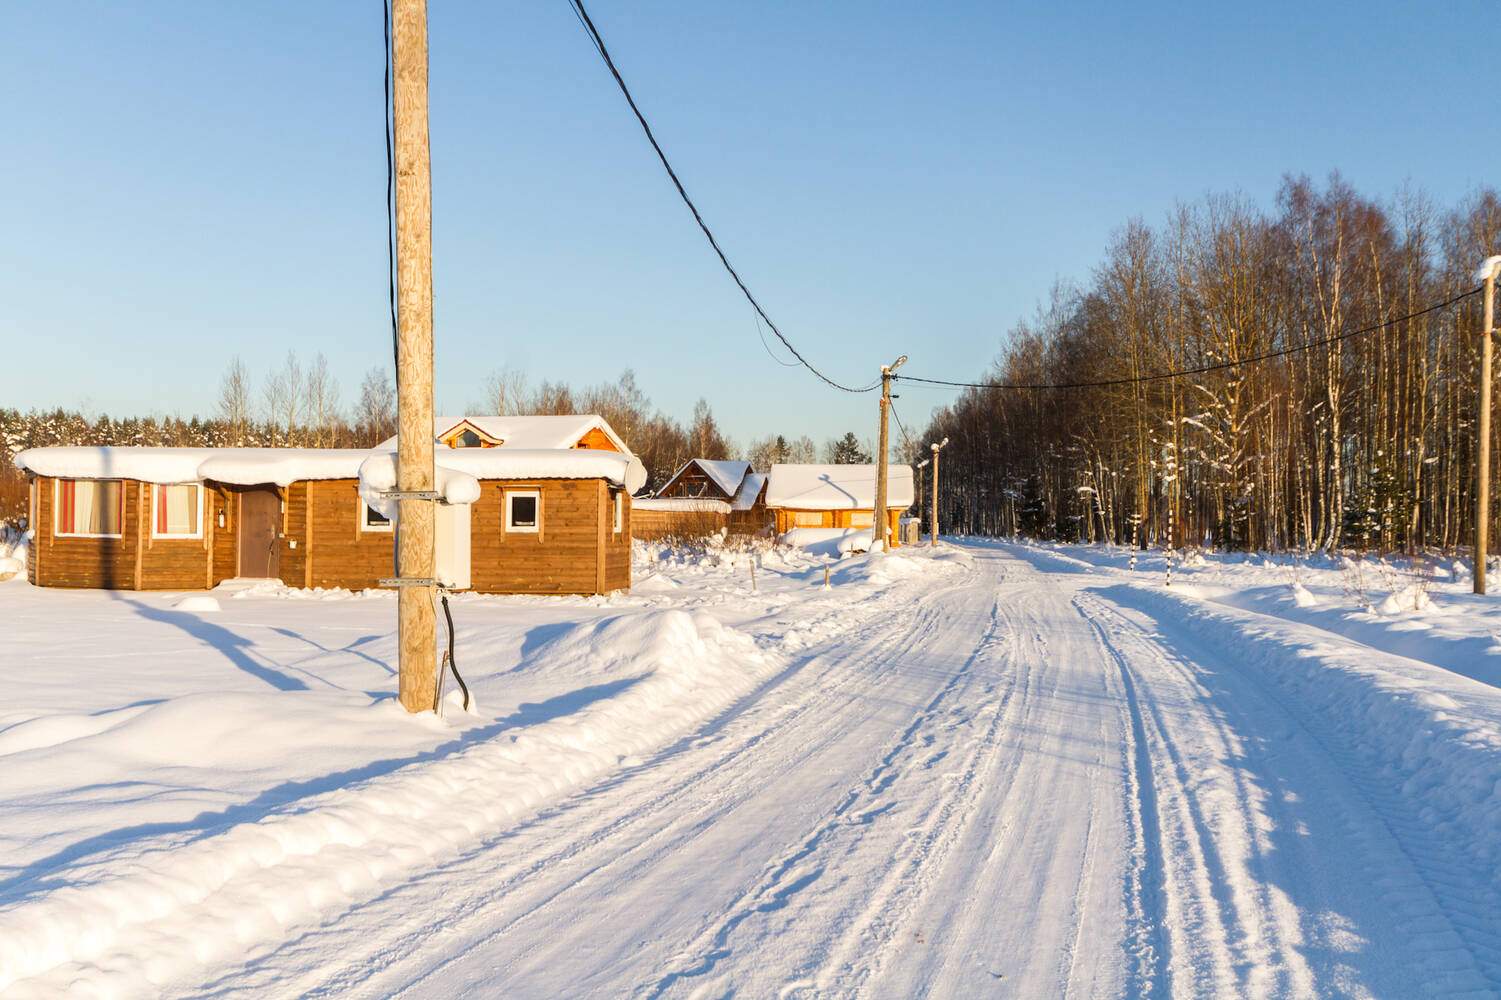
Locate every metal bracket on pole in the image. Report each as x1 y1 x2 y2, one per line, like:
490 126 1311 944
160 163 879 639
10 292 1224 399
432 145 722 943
380 489 441 501
379 577 437 588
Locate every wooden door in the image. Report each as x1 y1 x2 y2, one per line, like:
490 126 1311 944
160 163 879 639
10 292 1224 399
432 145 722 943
238 487 281 579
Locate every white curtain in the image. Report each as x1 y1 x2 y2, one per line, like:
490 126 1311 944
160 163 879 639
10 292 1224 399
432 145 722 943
159 484 198 535
64 480 121 535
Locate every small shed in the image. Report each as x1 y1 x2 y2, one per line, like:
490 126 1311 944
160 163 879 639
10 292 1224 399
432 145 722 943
764 463 915 543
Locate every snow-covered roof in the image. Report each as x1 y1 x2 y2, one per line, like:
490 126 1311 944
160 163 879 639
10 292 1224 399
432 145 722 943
375 415 630 454
16 442 646 509
631 497 732 514
764 464 915 510
14 447 370 487
358 449 647 519
730 472 767 512
656 459 752 500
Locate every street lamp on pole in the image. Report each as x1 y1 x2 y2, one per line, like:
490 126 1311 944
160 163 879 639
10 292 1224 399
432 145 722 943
874 354 907 552
931 437 949 547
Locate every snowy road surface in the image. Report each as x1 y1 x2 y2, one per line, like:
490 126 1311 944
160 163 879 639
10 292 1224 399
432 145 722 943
3 541 1500 998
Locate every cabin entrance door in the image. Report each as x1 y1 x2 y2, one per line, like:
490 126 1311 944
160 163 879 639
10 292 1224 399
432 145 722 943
238 487 281 579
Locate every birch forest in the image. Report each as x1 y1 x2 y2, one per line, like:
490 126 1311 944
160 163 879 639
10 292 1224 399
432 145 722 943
919 176 1501 553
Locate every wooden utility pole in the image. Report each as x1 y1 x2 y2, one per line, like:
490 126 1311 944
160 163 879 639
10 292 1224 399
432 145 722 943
915 458 929 543
1477 256 1500 595
393 0 437 711
873 355 906 551
931 437 948 547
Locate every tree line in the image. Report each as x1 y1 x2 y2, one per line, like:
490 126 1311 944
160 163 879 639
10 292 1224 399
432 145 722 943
918 176 1501 554
1 358 880 524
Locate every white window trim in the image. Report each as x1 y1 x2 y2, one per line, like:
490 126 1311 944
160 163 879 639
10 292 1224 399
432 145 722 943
613 491 623 534
505 489 542 534
54 479 124 539
152 482 205 539
361 502 394 532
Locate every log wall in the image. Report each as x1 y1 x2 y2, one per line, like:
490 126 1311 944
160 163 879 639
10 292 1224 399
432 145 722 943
469 478 620 595
28 474 628 594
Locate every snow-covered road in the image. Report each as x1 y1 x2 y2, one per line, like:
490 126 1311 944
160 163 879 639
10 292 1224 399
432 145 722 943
4 541 1500 998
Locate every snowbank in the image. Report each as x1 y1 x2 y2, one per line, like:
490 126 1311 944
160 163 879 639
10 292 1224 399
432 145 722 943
0 608 776 998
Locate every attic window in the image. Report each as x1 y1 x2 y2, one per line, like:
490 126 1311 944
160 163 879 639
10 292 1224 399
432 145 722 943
453 429 483 448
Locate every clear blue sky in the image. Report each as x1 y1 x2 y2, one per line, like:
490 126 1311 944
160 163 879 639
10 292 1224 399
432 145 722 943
4 1 1496 451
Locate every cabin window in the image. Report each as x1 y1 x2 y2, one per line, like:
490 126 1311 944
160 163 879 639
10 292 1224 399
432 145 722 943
55 479 123 537
153 483 203 538
453 429 483 448
362 503 393 532
613 491 623 533
850 511 874 528
790 511 823 527
506 490 541 533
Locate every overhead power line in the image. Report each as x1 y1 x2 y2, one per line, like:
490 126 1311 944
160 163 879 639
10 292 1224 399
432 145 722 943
383 0 398 368
564 0 879 394
896 285 1484 393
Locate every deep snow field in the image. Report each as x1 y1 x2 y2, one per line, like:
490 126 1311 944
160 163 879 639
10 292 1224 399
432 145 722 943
2 535 1500 998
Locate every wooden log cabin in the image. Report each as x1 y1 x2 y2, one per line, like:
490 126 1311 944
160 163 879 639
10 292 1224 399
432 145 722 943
764 463 914 543
632 459 772 541
16 416 643 595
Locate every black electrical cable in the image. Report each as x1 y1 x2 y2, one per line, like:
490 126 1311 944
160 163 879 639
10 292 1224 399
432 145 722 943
889 398 915 454
563 0 879 395
439 592 470 711
383 0 398 368
896 285 1484 393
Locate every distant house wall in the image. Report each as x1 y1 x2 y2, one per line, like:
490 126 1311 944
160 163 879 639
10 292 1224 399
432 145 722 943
772 507 905 543
469 478 628 596
30 475 213 589
631 507 729 541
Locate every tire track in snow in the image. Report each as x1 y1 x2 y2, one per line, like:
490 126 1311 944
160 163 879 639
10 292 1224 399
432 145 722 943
638 585 1011 998
1077 593 1315 998
189 556 980 999
1078 584 1499 998
1086 607 1171 999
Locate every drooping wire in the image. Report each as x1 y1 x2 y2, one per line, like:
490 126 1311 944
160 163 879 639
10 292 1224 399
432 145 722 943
563 0 879 394
896 285 1483 393
889 397 915 454
753 308 801 368
383 0 398 368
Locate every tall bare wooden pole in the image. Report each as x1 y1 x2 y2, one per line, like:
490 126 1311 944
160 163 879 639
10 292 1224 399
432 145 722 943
930 437 947 547
1477 259 1498 595
931 442 940 547
393 0 436 711
874 375 892 552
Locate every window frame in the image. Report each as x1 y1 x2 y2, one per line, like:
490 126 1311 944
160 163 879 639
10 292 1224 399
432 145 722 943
54 478 125 539
613 490 623 534
361 502 394 532
151 482 205 539
505 489 542 534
